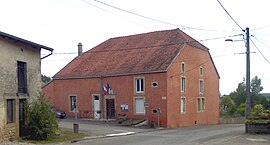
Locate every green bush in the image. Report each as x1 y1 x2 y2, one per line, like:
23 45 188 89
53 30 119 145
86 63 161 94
23 93 58 140
246 104 270 125
236 103 246 116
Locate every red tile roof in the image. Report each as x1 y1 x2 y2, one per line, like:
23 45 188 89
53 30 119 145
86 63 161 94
54 29 209 78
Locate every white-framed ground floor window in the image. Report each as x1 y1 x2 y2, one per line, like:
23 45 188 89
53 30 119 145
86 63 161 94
134 97 145 115
180 96 186 113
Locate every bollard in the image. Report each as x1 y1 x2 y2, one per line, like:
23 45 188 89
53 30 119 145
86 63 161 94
73 123 79 133
150 121 156 128
73 108 79 133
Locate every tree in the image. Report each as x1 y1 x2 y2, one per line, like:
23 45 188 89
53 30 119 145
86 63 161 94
251 76 263 96
230 76 267 107
230 79 246 107
41 75 52 83
236 103 246 116
222 76 270 116
220 95 236 116
250 76 268 108
24 93 58 140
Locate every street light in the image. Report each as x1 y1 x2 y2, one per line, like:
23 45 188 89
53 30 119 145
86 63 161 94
225 27 251 133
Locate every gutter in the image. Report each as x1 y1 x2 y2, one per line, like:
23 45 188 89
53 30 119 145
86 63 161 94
53 69 167 80
41 50 53 60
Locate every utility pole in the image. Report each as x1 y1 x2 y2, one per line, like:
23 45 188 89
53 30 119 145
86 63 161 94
245 27 251 133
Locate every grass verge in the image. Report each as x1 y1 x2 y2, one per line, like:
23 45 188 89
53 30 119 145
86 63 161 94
18 130 86 144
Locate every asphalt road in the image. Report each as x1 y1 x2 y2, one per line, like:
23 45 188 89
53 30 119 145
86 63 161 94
72 124 270 145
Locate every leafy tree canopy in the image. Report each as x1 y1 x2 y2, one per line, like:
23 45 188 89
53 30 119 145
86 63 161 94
220 76 270 117
42 74 52 83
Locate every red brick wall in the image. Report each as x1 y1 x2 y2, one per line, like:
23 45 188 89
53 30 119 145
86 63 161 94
166 45 219 128
43 45 219 128
43 73 168 126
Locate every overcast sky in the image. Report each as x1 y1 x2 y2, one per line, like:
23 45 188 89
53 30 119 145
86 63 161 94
1 0 270 95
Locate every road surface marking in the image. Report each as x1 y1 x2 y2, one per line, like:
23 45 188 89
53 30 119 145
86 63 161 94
106 132 135 137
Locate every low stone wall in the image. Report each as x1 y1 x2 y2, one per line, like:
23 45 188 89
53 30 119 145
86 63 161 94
246 124 270 134
0 125 16 142
219 117 245 124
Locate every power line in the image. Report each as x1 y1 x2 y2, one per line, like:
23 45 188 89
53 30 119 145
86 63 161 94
252 36 270 50
198 34 243 42
170 59 211 78
216 0 244 31
42 34 242 56
250 38 270 64
86 0 234 32
80 0 149 28
251 24 270 31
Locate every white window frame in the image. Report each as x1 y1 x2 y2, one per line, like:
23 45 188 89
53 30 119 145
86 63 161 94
202 97 206 111
134 97 145 115
197 98 201 112
135 77 145 94
197 97 206 112
199 79 204 94
181 76 186 93
200 66 203 76
69 95 78 112
181 62 185 73
180 96 186 114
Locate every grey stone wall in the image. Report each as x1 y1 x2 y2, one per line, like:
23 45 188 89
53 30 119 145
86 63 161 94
0 36 41 141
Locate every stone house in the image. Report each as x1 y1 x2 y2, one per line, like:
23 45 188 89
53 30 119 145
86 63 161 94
43 29 219 128
0 31 53 141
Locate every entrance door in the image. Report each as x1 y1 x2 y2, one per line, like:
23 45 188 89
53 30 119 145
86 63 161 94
19 99 26 137
106 99 115 119
93 95 100 119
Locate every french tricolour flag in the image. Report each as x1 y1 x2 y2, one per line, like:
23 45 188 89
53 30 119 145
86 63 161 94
103 85 108 95
107 83 111 94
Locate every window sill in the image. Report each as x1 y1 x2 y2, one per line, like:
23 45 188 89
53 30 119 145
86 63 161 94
7 122 16 126
134 113 145 115
135 92 145 94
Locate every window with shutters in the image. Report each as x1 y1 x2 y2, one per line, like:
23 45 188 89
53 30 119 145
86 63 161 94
134 97 145 114
7 99 15 123
17 61 27 93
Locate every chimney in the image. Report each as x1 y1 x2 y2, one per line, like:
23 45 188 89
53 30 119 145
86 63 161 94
78 42 82 56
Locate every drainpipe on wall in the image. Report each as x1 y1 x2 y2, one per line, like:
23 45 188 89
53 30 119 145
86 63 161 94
100 75 104 119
